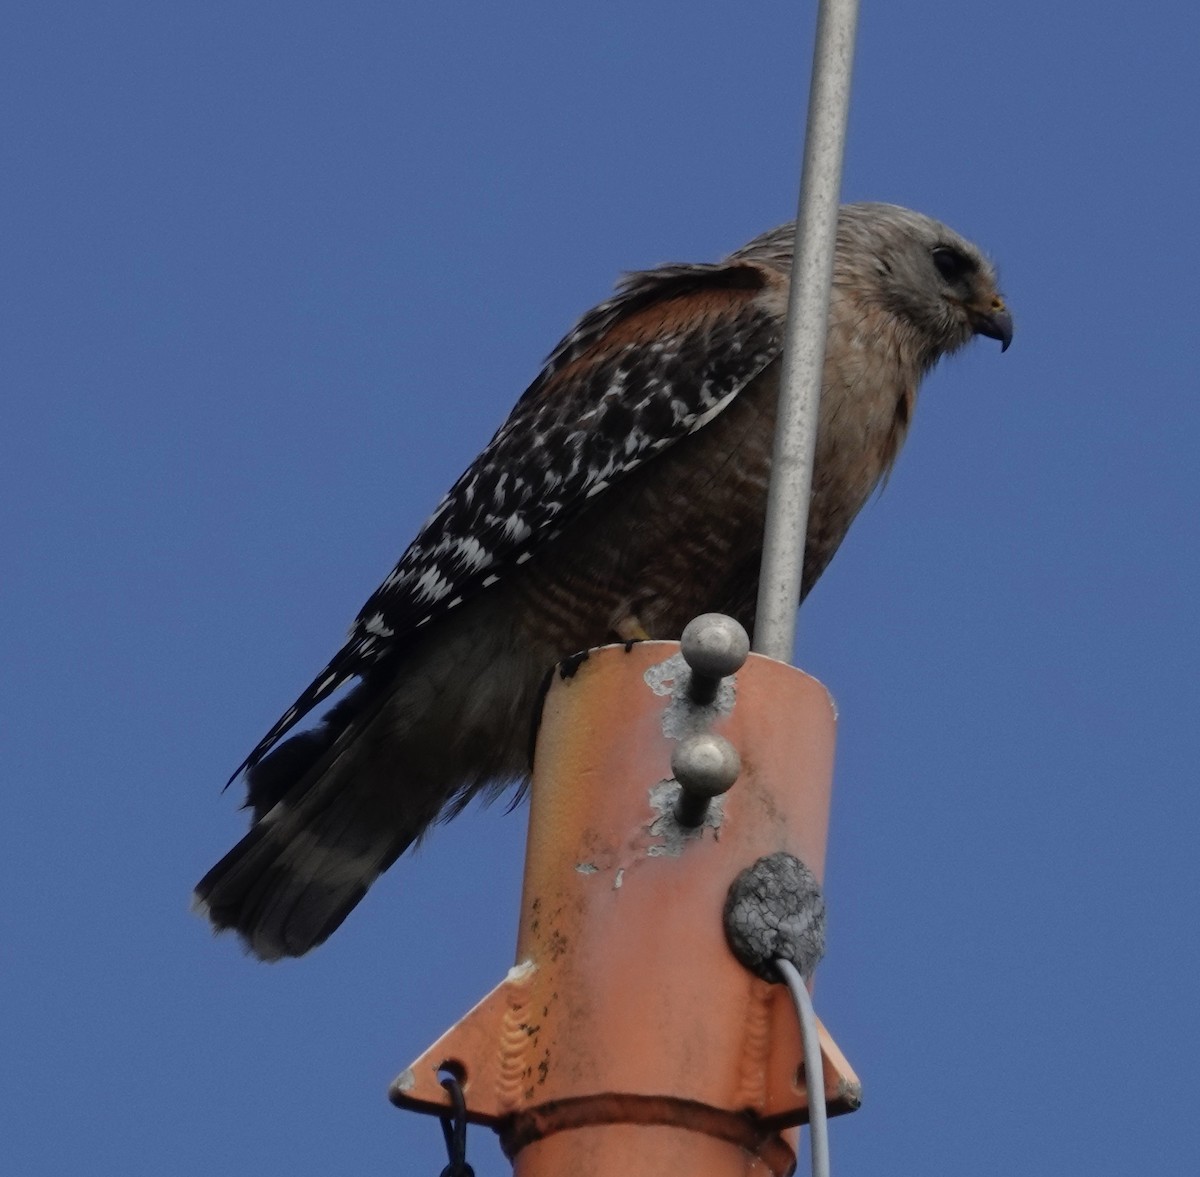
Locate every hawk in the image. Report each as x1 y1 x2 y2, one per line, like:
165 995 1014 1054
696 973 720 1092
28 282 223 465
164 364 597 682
196 202 1012 960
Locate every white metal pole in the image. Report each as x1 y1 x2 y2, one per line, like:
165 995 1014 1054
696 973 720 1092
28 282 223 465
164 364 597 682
752 0 861 662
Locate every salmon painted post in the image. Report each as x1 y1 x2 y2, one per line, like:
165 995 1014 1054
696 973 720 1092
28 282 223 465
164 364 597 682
391 636 859 1174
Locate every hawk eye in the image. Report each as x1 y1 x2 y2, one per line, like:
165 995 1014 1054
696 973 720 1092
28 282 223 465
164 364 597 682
931 246 974 282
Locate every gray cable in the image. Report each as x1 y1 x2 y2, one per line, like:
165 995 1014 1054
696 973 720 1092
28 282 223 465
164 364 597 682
776 958 830 1177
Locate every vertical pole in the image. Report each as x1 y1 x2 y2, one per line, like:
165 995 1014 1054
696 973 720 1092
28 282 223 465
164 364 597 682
391 644 860 1171
752 0 861 663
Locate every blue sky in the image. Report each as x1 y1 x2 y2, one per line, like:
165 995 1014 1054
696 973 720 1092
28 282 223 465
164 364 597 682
3 2 1198 1173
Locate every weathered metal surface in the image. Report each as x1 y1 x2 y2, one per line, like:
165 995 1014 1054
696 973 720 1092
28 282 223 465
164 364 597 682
503 1112 798 1177
391 640 859 1164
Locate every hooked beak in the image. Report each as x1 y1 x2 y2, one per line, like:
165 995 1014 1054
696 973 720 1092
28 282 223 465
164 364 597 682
970 298 1013 352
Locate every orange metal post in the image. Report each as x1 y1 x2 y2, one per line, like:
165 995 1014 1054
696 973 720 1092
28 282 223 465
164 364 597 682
392 639 859 1173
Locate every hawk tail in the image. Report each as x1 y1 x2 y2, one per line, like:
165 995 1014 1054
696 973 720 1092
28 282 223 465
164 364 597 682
194 685 414 960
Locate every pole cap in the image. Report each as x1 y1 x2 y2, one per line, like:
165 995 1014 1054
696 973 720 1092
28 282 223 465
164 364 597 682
681 613 751 680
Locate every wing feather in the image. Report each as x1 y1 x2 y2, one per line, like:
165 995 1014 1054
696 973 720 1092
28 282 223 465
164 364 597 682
235 257 787 775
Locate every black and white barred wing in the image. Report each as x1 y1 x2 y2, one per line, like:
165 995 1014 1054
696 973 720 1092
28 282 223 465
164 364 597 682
236 258 786 774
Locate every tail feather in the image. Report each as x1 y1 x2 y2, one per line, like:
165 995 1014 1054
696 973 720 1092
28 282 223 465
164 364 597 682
242 686 368 819
195 682 412 960
195 774 408 960
197 596 540 959
243 793 396 960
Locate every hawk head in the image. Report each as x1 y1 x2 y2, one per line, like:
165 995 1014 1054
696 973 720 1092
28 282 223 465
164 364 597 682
837 202 1013 363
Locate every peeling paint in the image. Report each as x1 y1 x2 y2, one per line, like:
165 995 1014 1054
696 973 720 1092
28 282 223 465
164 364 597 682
643 651 735 739
575 862 599 875
645 778 724 856
506 960 537 984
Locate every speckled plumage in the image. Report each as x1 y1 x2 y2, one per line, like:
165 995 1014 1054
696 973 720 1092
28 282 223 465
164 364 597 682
196 202 1011 959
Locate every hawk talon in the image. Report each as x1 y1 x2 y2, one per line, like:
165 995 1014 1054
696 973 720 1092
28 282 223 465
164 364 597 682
613 616 653 644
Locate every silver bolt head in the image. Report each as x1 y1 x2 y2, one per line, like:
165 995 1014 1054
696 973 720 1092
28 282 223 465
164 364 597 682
680 613 750 681
671 732 741 798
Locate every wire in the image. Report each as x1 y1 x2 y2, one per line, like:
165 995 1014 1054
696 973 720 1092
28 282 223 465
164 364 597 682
435 1073 474 1177
776 959 830 1177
